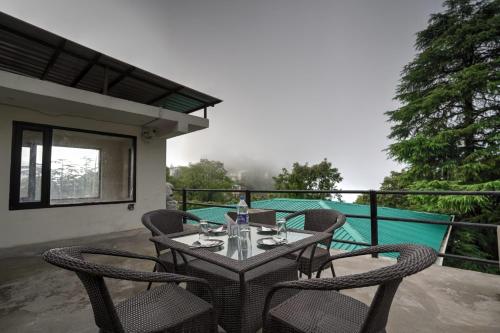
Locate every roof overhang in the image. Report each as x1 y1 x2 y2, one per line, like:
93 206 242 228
0 70 208 139
0 11 222 114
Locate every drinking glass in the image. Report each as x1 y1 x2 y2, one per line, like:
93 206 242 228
238 228 252 260
276 218 287 242
199 220 209 241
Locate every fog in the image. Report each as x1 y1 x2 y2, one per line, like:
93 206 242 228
0 0 445 201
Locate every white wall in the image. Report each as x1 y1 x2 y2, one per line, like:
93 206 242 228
0 104 166 248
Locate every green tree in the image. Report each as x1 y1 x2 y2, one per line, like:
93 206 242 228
387 0 499 184
383 0 499 272
166 159 235 203
273 159 343 200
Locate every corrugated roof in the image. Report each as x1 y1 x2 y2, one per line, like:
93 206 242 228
188 198 451 257
0 12 222 114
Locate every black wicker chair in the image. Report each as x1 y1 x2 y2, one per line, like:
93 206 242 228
285 209 346 278
43 247 218 333
142 209 201 275
263 244 437 333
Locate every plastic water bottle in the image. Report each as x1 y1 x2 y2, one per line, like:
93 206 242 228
236 195 249 234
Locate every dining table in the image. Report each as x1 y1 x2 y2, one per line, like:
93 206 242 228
151 223 331 333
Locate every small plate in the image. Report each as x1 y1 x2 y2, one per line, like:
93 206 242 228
191 239 224 249
257 237 286 248
257 226 277 234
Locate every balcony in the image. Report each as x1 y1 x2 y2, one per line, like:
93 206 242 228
1 228 499 333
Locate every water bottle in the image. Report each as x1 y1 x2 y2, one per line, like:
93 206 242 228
236 195 249 235
236 195 251 258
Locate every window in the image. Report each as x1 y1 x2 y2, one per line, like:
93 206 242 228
9 122 136 210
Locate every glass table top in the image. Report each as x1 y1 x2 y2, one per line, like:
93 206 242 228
171 225 312 261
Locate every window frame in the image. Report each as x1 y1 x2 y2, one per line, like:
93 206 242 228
9 121 137 210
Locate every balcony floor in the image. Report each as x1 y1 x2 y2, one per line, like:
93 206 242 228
1 229 499 333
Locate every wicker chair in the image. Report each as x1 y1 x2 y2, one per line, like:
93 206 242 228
285 209 346 278
43 247 218 333
263 244 437 333
142 209 201 274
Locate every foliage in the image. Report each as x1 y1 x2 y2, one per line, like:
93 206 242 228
380 0 499 273
166 159 235 203
273 159 343 200
387 0 499 184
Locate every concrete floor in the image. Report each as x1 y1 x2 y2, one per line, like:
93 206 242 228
1 228 499 333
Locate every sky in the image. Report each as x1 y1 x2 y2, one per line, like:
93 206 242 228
0 0 445 200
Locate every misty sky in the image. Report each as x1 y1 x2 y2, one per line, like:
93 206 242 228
1 0 444 200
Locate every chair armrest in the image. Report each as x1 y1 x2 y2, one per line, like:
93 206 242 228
316 244 430 277
80 247 169 272
43 247 217 306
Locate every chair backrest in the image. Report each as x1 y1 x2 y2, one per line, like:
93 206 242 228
226 211 237 221
303 209 345 232
43 247 124 333
142 209 201 252
286 209 346 247
227 209 276 225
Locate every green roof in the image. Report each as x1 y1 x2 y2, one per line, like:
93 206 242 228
188 198 451 257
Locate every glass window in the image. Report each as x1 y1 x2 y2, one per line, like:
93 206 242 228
50 129 134 204
10 122 136 209
50 146 100 201
19 130 43 202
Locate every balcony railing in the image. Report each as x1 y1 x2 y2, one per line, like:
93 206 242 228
174 188 500 266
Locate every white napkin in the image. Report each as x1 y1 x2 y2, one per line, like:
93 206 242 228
211 226 224 232
193 239 219 247
272 236 286 244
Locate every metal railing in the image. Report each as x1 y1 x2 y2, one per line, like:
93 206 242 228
175 188 499 266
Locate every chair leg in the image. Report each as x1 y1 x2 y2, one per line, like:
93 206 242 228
147 263 157 290
330 262 336 277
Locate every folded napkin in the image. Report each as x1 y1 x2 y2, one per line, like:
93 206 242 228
191 239 220 248
272 236 287 244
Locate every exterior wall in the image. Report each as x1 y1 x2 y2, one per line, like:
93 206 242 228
0 104 166 248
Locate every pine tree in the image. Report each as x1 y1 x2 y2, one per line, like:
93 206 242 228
387 0 499 185
386 0 499 272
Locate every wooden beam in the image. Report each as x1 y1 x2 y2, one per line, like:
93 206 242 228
70 53 101 87
103 66 109 95
40 39 66 80
102 66 135 93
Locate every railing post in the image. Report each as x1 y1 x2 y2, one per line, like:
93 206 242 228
182 188 187 212
369 190 379 258
245 189 252 208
